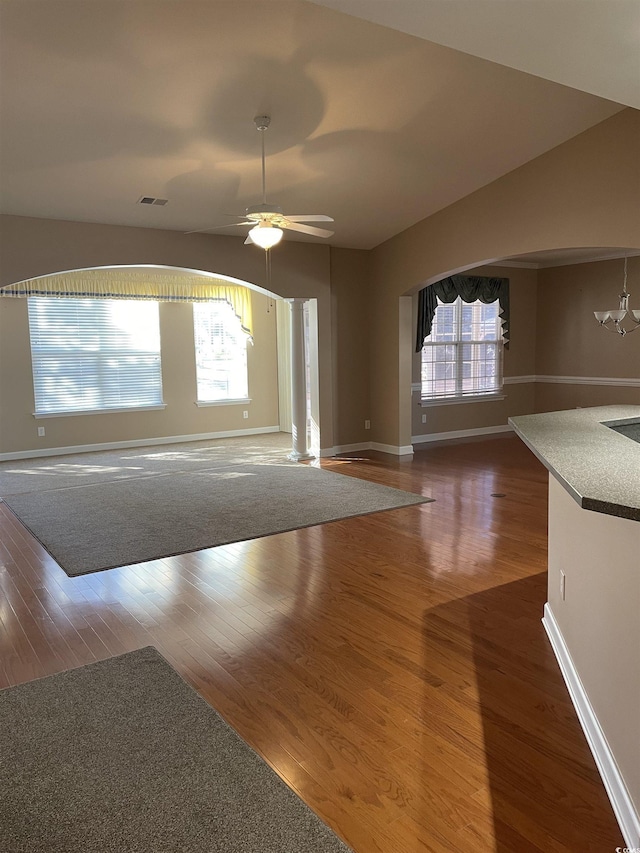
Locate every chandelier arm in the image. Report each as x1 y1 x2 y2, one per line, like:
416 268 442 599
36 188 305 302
611 318 640 335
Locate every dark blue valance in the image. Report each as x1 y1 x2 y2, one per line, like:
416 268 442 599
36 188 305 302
416 274 510 353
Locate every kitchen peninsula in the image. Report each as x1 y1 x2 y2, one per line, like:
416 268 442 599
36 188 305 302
509 405 640 848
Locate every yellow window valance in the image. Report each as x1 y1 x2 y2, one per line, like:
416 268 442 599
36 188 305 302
0 267 254 337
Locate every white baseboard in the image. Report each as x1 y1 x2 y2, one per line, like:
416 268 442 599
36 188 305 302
543 603 640 848
2 427 508 462
320 441 414 457
322 428 514 457
371 442 414 456
0 426 282 461
319 442 372 458
412 424 513 445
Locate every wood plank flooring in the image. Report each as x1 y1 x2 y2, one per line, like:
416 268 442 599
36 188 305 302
0 435 624 851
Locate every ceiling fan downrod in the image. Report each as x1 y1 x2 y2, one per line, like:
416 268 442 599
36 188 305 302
254 115 271 205
246 115 284 249
186 115 333 243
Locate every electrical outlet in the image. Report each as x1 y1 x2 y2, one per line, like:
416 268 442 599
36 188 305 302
37 426 45 437
560 570 566 601
364 419 370 430
243 410 249 419
421 414 427 424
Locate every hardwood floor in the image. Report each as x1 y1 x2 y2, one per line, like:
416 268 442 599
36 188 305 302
0 435 623 852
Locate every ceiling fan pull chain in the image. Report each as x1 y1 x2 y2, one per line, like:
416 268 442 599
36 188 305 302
265 246 272 296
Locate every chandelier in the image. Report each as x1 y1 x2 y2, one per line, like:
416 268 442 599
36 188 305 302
594 257 640 336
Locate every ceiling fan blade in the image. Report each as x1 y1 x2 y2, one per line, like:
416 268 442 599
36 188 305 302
282 221 334 238
284 215 334 223
185 222 252 235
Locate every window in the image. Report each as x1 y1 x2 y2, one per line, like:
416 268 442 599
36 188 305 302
193 301 249 402
421 297 503 401
28 297 163 415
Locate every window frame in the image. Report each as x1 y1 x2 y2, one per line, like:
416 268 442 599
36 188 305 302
192 300 250 405
420 296 504 405
27 296 165 418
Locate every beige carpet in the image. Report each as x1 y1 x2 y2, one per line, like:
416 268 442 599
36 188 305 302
0 434 431 576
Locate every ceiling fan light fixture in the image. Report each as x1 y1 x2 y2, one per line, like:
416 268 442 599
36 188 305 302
249 223 284 250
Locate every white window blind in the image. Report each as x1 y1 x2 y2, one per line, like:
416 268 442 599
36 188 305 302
28 298 163 414
421 297 503 400
193 300 249 402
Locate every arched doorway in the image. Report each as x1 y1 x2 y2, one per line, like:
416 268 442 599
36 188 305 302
0 264 321 461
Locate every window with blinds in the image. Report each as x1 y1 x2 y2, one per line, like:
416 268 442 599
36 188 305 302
421 297 503 401
193 300 249 402
27 298 163 415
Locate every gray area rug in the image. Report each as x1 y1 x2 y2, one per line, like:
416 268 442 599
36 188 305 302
0 434 430 576
0 646 353 853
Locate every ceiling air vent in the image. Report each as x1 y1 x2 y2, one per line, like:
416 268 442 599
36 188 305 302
137 196 168 206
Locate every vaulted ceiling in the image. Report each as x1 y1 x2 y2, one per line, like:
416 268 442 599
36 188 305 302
309 0 640 110
0 0 634 250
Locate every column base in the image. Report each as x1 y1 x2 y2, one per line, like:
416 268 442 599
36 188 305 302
288 450 315 462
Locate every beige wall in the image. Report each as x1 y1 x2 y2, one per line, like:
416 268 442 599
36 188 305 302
329 248 371 447
0 215 330 298
370 108 640 447
534 256 640 411
0 216 342 452
547 475 640 816
0 215 375 455
411 264 538 438
0 291 279 455
535 383 639 412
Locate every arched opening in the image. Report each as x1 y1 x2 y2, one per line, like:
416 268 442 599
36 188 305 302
404 246 640 450
0 264 322 461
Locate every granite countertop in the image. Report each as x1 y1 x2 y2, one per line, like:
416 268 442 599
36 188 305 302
509 405 640 522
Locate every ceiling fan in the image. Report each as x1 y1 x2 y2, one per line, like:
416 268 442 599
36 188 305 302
187 116 334 249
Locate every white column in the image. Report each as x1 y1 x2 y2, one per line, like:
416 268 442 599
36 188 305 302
275 300 292 434
287 299 312 461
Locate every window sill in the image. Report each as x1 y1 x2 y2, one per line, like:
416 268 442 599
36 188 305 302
195 398 252 408
420 393 506 408
33 404 167 419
